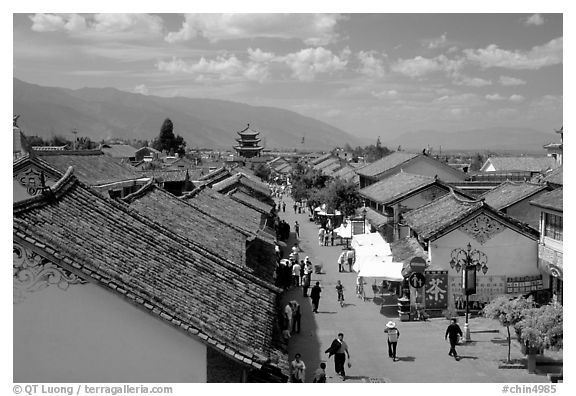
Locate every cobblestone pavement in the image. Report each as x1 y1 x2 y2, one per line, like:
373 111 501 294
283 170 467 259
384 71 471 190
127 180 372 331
276 196 562 383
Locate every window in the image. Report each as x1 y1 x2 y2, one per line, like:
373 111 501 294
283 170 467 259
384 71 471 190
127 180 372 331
544 213 563 241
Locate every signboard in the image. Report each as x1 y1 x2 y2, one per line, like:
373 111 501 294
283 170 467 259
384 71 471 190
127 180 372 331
463 266 477 296
424 271 448 310
409 257 427 273
409 272 425 289
450 275 507 311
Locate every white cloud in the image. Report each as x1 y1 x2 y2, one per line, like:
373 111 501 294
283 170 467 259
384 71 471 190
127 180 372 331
371 90 398 99
156 55 268 82
499 76 527 86
485 93 506 101
356 51 386 79
134 84 149 95
280 47 349 81
525 14 545 26
30 13 86 32
29 13 164 40
464 37 562 70
392 54 464 78
392 56 444 78
247 48 276 63
166 14 345 45
509 94 525 103
453 75 492 87
426 33 448 49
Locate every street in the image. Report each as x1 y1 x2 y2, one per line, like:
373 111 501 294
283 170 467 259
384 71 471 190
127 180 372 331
277 196 560 383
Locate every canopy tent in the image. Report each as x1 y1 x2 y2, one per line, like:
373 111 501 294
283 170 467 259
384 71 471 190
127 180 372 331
314 203 341 216
334 220 353 239
352 232 404 281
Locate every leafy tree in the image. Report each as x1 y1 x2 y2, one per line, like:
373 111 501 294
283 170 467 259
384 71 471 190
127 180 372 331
50 135 70 147
469 153 485 172
152 118 187 156
516 302 563 352
253 163 271 182
323 178 362 216
482 296 534 362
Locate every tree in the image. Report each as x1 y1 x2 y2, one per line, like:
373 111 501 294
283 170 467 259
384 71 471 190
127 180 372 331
516 302 563 352
482 296 534 363
253 163 271 182
152 118 187 156
323 178 362 216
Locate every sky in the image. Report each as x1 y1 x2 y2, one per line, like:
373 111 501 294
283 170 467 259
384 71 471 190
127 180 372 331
12 10 564 142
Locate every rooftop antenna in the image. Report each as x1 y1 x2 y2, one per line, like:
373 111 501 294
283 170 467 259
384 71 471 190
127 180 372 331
72 128 78 150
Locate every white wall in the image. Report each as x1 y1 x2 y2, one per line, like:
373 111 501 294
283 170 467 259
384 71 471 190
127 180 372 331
428 226 539 305
14 282 207 383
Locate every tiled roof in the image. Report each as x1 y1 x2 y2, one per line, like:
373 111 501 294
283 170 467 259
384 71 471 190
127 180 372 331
402 191 538 241
480 181 549 210
321 162 343 176
137 169 189 182
212 173 271 198
100 144 138 158
198 167 232 185
530 187 563 212
36 150 140 186
181 186 274 244
542 167 563 186
13 169 286 373
356 152 419 177
123 183 247 267
13 154 64 181
390 237 427 265
309 153 332 166
313 157 339 171
359 172 435 204
363 207 389 228
483 156 557 172
229 190 273 215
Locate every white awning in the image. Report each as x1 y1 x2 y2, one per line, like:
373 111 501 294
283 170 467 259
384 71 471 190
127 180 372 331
352 232 403 281
334 220 353 238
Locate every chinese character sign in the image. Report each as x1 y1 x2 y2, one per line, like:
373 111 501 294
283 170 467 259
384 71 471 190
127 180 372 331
425 271 448 309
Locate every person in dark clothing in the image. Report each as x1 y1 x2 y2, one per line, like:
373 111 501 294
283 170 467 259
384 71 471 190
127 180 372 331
282 202 286 212
445 318 463 360
294 221 300 238
293 203 298 213
325 333 350 380
310 282 322 313
291 301 301 334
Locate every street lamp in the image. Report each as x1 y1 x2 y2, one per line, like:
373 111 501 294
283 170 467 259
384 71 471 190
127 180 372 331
449 242 488 342
362 206 367 234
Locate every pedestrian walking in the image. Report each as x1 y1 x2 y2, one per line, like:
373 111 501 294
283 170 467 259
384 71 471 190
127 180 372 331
291 301 301 334
346 249 355 272
274 241 282 261
337 250 346 272
293 203 298 213
445 318 463 360
330 230 335 246
294 221 300 238
302 259 312 297
385 321 400 361
310 282 322 313
324 333 351 380
335 280 345 307
318 227 325 246
289 353 306 383
283 302 293 337
312 362 327 383
324 232 330 246
292 260 301 287
282 202 286 212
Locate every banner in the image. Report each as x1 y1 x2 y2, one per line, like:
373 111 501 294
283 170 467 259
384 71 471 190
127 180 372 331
424 271 448 309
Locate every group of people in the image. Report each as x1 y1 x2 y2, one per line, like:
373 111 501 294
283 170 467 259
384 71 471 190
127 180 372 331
317 226 336 246
337 249 355 272
288 318 464 383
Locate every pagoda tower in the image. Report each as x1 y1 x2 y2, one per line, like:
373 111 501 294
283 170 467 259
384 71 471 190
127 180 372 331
233 124 264 158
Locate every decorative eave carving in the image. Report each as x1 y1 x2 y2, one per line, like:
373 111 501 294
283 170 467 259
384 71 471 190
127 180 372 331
458 213 505 245
13 243 87 303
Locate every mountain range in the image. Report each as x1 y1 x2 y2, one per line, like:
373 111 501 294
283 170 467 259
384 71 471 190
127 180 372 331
13 78 559 153
13 78 363 151
383 127 559 153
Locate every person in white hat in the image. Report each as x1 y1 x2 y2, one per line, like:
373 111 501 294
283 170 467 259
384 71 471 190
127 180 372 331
384 321 400 361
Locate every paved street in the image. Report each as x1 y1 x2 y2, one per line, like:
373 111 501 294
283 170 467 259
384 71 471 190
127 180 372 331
276 196 561 383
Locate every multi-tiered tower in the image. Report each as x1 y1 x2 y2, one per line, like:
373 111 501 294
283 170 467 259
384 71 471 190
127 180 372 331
233 124 264 158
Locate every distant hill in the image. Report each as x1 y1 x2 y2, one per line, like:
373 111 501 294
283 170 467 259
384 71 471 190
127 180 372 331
13 78 362 151
384 127 558 153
